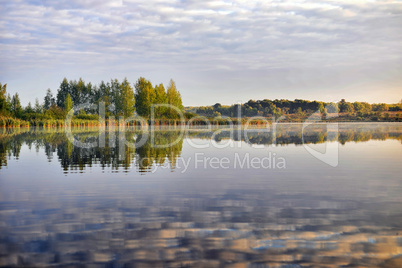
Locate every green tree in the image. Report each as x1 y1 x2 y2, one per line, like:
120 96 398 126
6 94 12 114
166 79 183 119
317 102 327 119
57 78 69 108
43 88 55 110
79 79 94 104
120 78 135 118
11 93 23 118
361 102 372 114
68 78 86 105
326 102 339 113
353 102 363 114
338 99 354 114
24 102 34 114
213 103 222 110
153 83 167 118
64 93 73 113
318 103 325 113
213 111 221 117
0 83 8 115
45 105 65 119
110 79 122 116
261 101 276 116
373 103 388 112
273 107 282 118
296 107 304 117
135 77 154 118
34 98 43 114
352 102 371 115
96 81 112 117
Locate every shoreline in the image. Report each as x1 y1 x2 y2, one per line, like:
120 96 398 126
1 121 402 130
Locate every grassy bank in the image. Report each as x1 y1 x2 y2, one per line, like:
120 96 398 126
0 116 101 128
1 111 401 128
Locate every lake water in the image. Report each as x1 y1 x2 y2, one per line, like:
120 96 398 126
1 123 402 267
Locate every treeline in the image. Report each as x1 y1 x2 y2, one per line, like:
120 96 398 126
192 99 402 118
0 77 183 123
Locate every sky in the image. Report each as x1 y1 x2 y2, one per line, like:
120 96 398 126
0 0 401 106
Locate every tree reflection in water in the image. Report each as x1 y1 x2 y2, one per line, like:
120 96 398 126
0 123 401 172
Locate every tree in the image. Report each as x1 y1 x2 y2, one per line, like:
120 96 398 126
85 82 94 104
326 102 339 113
353 102 371 115
43 88 55 110
25 102 34 114
120 78 135 118
373 103 388 112
73 78 86 105
353 102 363 114
273 107 282 118
361 102 372 114
11 93 23 118
338 99 354 113
135 77 154 118
166 79 183 119
109 79 123 116
213 103 222 110
0 83 8 115
153 83 167 118
6 94 12 114
96 81 112 117
261 101 276 116
272 107 282 118
296 107 304 117
318 103 325 113
45 105 65 119
213 111 221 117
57 78 70 108
69 79 78 105
34 98 43 114
64 93 73 113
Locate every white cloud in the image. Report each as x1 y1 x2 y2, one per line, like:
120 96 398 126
0 0 401 105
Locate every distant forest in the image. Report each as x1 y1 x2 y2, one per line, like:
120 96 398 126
187 99 402 120
0 77 183 121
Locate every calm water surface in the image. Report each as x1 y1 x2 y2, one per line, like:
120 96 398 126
1 123 402 267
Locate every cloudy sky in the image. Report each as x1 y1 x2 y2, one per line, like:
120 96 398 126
1 0 401 106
